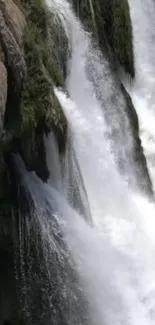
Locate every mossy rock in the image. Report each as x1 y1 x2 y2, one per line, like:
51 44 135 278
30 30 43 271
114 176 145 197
20 0 68 135
4 0 68 138
2 0 69 179
72 0 135 78
0 2 68 323
0 0 69 245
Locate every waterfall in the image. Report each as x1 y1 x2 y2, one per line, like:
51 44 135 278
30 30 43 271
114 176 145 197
12 154 92 325
47 0 152 195
12 0 155 324
127 0 155 190
12 152 155 325
47 0 151 220
44 131 92 223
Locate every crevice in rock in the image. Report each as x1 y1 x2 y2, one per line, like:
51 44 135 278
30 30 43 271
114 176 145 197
4 64 21 133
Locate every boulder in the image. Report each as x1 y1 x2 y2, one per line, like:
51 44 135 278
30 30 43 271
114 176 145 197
0 0 26 47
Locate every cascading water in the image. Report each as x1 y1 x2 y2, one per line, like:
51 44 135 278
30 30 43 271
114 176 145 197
44 131 92 223
46 0 155 323
12 154 92 325
47 0 152 195
127 0 155 190
13 0 155 324
13 149 155 325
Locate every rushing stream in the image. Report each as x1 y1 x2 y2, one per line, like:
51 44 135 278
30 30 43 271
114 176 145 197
13 0 155 324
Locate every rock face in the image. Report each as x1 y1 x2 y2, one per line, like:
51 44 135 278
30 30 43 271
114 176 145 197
120 84 153 196
72 0 135 78
0 0 25 47
0 1 69 323
0 0 26 235
0 61 7 134
0 0 26 265
0 0 26 134
0 0 68 180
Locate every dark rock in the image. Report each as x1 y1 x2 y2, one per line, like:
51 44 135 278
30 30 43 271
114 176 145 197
0 60 7 134
121 84 153 197
72 0 135 78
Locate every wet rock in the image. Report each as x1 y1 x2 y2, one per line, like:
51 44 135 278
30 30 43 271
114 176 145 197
0 60 7 134
121 84 153 197
72 0 135 78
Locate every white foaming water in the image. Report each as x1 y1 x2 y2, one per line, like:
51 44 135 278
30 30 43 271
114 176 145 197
127 0 155 190
49 0 149 221
44 0 155 324
14 154 155 325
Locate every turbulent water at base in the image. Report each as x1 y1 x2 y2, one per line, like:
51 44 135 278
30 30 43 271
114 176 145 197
14 0 155 324
127 0 155 190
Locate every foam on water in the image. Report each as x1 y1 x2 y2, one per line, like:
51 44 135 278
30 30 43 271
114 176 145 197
14 154 155 325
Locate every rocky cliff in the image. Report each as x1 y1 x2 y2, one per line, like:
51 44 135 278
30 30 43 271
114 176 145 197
0 1 67 323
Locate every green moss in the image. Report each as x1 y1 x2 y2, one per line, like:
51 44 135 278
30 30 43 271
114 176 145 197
20 0 67 133
107 0 134 77
13 0 68 176
73 0 135 78
1 0 68 182
3 0 67 145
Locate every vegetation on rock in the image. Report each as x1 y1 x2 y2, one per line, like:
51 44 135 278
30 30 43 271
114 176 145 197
72 0 135 78
19 0 67 133
0 2 68 322
1 0 68 181
0 0 154 323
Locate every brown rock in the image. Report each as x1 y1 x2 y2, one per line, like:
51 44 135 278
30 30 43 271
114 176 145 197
0 0 25 47
0 6 26 121
0 9 26 86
